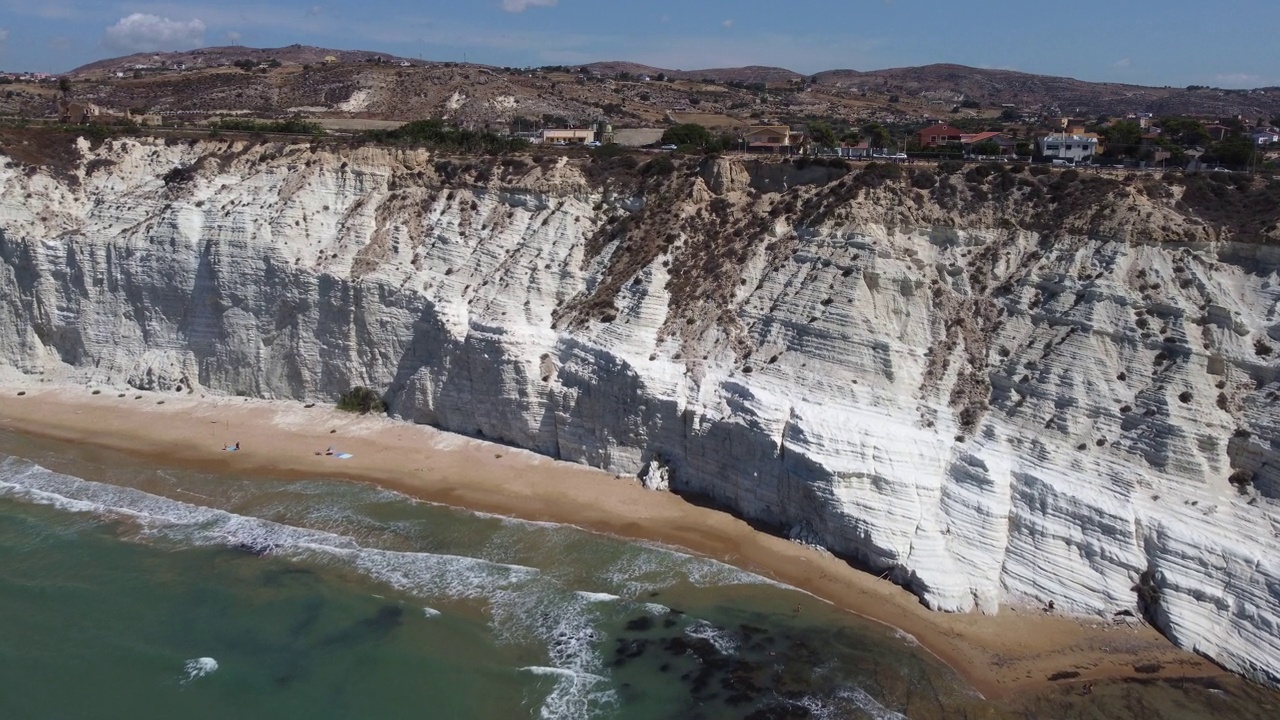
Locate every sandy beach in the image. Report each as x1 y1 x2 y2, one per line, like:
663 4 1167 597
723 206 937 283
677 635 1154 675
0 384 1235 702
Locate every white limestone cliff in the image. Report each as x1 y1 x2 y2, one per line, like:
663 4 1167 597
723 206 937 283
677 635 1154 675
1 137 1278 685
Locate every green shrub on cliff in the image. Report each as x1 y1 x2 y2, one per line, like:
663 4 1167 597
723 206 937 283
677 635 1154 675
854 162 902 188
910 169 938 189
162 164 197 185
337 387 386 414
209 117 325 135
365 119 528 154
937 159 965 175
640 155 675 176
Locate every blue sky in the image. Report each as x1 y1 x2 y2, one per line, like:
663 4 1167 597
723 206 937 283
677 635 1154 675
0 0 1276 88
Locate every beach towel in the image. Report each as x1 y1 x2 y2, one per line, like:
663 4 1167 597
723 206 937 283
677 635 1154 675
335 453 353 460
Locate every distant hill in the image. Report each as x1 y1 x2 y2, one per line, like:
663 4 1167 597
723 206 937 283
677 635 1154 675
583 62 804 85
67 45 426 77
44 47 1280 128
812 63 1279 119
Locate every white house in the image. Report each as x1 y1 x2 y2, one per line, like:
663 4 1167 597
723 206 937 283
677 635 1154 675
1038 133 1098 163
839 141 873 158
1253 129 1280 146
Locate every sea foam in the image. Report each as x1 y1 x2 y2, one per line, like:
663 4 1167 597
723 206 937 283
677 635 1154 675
0 457 537 602
797 686 910 720
181 657 218 685
601 539 781 597
685 619 739 655
0 457 617 719
492 581 617 720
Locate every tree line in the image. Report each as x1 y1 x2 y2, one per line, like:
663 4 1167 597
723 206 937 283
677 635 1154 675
362 119 530 154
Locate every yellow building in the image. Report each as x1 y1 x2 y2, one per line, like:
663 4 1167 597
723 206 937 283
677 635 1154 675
58 101 102 125
540 129 595 145
1080 132 1106 155
1058 117 1085 130
742 125 805 153
743 125 792 146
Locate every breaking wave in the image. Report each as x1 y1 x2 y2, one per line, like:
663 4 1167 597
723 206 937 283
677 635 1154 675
0 455 922 720
492 581 617 719
801 686 912 720
0 456 612 720
180 657 218 685
685 619 739 655
0 457 535 601
601 538 781 596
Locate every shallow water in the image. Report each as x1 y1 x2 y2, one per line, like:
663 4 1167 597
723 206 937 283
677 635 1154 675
1 429 1278 720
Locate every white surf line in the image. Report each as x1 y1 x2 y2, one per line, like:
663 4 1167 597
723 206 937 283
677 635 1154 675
173 488 216 501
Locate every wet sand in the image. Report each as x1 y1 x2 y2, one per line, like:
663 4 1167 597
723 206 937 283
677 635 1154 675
0 385 1237 701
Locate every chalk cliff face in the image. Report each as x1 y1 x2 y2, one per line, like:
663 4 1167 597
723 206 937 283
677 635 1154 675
2 137 1279 684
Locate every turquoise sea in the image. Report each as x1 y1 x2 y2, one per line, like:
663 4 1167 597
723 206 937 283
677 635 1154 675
1 430 1278 720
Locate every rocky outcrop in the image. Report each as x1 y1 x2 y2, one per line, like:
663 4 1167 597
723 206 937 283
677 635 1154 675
2 137 1279 685
638 457 671 492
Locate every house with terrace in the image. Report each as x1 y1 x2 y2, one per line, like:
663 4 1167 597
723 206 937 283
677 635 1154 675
1038 133 1098 163
743 125 805 154
916 123 965 148
960 131 1016 156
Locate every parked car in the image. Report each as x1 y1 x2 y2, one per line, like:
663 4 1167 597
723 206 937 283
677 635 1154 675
585 141 601 148
660 144 678 151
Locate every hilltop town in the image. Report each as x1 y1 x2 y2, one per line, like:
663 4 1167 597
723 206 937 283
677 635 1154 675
2 44 1277 171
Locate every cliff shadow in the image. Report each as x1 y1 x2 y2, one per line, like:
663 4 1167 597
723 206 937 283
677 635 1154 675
0 231 88 365
178 238 236 390
381 294 450 424
668 483 900 591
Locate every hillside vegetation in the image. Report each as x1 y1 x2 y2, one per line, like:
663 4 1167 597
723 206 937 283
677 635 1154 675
36 47 1280 130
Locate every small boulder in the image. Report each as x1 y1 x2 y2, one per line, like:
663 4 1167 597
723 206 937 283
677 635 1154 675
639 457 670 491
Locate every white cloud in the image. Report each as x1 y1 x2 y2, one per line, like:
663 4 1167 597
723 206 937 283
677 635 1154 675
501 0 557 12
1112 57 1131 68
722 19 735 29
103 13 206 53
0 28 9 46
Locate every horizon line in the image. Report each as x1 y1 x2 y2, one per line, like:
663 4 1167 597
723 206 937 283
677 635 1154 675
15 45 1271 92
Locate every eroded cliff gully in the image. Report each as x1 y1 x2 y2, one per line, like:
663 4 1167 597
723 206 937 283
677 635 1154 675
2 135 1279 684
